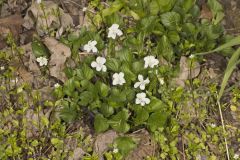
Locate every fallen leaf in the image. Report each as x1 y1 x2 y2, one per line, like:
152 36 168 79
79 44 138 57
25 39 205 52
23 1 73 35
94 130 118 156
20 43 41 76
44 37 71 82
126 129 156 160
174 56 201 87
68 147 86 160
62 0 82 26
0 3 11 17
25 109 44 138
0 14 24 49
17 66 34 83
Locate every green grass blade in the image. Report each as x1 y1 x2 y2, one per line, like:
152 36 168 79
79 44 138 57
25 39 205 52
195 36 240 56
218 48 240 100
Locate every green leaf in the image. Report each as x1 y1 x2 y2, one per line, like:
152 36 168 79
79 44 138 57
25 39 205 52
105 58 120 72
218 48 240 100
109 88 126 103
114 137 137 156
63 78 75 96
147 97 166 112
156 0 176 13
121 63 136 82
102 0 124 17
132 61 144 74
83 64 94 80
109 109 130 133
147 111 169 131
208 0 224 24
116 48 133 62
79 91 94 106
94 114 109 133
195 36 240 56
160 12 181 29
168 31 180 44
134 108 149 125
182 0 196 13
158 35 174 61
137 16 159 34
100 104 114 117
32 38 49 57
76 64 94 80
59 100 78 123
149 1 160 15
96 81 110 97
89 99 101 110
51 138 63 146
122 89 135 101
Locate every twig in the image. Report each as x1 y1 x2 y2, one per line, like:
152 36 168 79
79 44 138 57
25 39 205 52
217 99 230 160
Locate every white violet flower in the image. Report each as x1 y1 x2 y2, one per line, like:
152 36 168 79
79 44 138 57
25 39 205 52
0 66 5 70
113 148 119 153
135 92 150 106
234 154 239 159
108 24 123 39
54 83 60 88
134 75 150 90
36 0 41 4
112 72 126 86
91 57 107 72
144 56 159 68
36 56 48 66
83 40 98 53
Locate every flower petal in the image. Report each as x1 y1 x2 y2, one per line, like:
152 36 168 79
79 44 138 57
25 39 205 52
92 47 98 53
111 24 119 29
140 101 145 106
96 57 106 64
145 78 150 84
102 65 107 72
91 61 97 68
96 65 102 72
139 84 145 90
91 40 97 46
113 73 119 79
119 72 124 77
83 45 90 52
138 74 144 81
134 82 140 88
108 32 116 39
116 29 123 36
144 98 150 104
112 79 118 85
135 98 141 105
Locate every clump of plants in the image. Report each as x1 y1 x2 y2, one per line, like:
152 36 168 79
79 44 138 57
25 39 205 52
56 0 228 132
52 0 240 158
2 0 240 159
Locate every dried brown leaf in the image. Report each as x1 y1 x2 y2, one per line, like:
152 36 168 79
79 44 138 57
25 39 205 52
94 130 118 156
44 37 71 82
174 56 201 87
0 14 23 49
20 43 41 75
68 148 86 160
126 130 156 160
23 1 73 35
